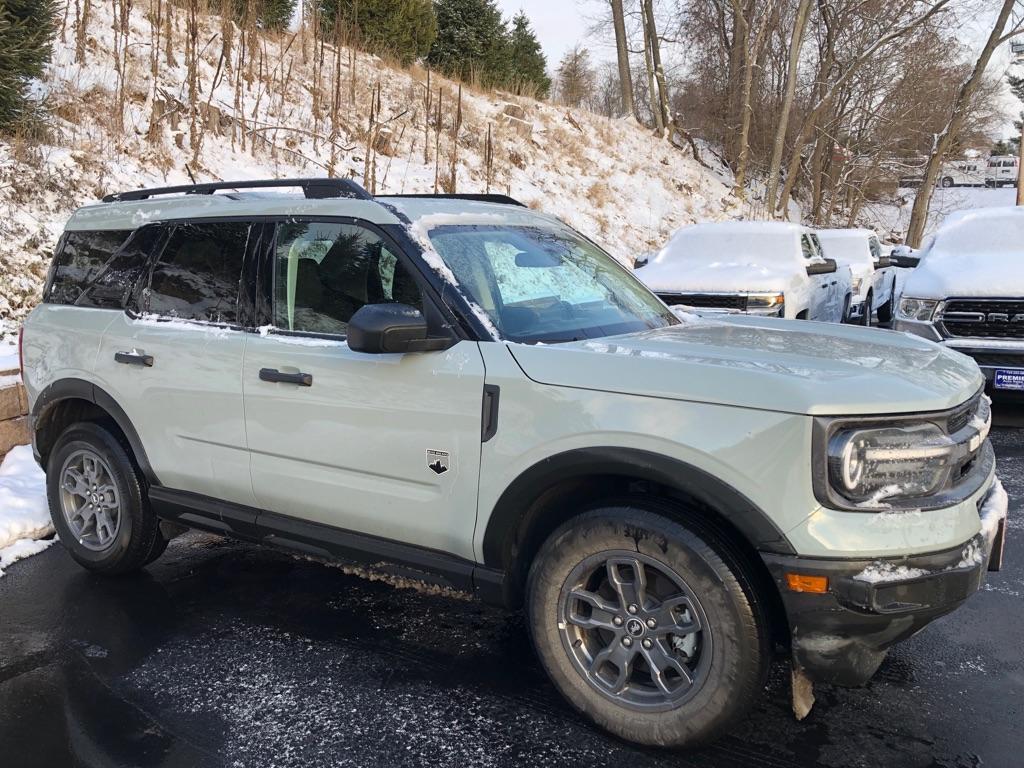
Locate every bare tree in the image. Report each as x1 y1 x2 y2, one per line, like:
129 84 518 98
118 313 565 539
906 0 1024 244
610 0 639 121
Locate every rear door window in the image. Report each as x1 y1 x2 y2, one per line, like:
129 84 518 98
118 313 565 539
45 230 133 305
272 221 423 336
143 222 249 324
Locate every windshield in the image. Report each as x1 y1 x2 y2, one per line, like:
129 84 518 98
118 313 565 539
425 223 678 343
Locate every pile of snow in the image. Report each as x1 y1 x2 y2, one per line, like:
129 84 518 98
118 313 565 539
0 0 742 339
0 445 55 576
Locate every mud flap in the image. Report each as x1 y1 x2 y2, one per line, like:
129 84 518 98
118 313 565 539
791 664 815 720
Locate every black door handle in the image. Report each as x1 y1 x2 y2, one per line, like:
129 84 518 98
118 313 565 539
115 351 154 367
259 368 313 386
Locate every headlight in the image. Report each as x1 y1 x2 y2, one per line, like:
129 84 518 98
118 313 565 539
851 277 864 293
828 423 955 505
897 297 939 322
746 292 785 314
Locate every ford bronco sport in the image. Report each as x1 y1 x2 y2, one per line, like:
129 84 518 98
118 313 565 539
21 178 1008 748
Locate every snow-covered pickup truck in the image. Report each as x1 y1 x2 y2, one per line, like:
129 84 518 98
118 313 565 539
816 228 897 326
636 221 853 322
895 207 1024 391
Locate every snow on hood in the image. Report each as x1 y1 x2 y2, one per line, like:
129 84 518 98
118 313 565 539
639 223 805 293
507 315 983 416
903 207 1024 299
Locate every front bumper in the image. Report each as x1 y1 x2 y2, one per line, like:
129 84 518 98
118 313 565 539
762 480 1008 687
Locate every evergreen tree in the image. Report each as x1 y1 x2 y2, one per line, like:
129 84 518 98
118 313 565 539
555 46 594 108
0 0 57 133
318 0 437 65
428 0 509 88
506 11 549 98
235 0 297 30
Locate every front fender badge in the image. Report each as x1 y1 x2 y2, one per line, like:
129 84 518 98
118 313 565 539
426 449 450 475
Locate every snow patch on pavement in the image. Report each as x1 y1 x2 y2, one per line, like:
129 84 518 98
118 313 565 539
0 445 54 576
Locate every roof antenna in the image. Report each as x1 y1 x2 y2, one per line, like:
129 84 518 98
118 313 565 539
184 165 197 184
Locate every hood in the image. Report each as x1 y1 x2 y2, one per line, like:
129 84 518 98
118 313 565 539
639 259 794 294
903 254 1020 299
507 316 982 416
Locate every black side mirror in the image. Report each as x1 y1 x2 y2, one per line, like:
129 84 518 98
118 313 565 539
874 256 893 269
890 254 920 268
347 303 453 354
806 258 838 276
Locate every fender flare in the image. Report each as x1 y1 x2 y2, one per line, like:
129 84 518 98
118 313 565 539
31 378 159 485
481 447 796 572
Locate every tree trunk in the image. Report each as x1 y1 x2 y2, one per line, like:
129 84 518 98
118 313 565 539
764 0 812 215
643 0 670 133
610 0 638 121
906 0 1016 245
639 1 664 134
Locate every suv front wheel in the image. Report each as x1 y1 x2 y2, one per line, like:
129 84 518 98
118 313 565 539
527 504 767 748
47 422 165 574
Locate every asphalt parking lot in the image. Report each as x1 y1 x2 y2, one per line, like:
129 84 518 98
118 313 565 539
1 403 1022 768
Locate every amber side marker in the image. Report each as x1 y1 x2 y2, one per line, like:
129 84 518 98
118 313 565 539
786 573 829 593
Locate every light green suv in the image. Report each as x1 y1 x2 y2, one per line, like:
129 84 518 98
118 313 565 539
21 178 1008 748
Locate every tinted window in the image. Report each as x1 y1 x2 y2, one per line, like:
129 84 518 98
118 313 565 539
273 221 422 335
800 235 814 259
46 230 132 305
144 222 249 323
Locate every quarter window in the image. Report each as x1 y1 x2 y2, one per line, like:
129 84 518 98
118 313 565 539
45 230 133 305
144 222 249 323
272 221 422 336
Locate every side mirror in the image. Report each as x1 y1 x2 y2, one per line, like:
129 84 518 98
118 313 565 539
634 255 649 269
347 303 453 354
874 256 893 269
806 258 838 276
890 254 920 268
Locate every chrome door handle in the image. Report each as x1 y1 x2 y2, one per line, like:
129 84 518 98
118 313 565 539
115 351 154 367
259 368 313 386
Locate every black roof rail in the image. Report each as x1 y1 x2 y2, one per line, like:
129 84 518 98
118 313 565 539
102 178 373 203
376 193 527 208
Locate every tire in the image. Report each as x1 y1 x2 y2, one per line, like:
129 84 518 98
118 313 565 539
876 279 896 324
47 422 165 575
526 504 768 748
941 177 953 188
861 291 873 326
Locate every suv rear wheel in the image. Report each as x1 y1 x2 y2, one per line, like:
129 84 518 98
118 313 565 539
527 504 767 748
47 422 165 574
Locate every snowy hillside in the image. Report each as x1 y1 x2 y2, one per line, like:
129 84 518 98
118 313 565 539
0 2 743 339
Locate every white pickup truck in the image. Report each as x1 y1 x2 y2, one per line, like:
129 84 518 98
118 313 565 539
636 221 853 322
816 228 897 326
894 206 1024 391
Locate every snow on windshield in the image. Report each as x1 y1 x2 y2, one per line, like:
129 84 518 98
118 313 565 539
816 233 871 266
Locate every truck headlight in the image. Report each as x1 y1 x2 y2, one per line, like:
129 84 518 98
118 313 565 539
851 277 863 293
827 423 955 504
746 292 785 314
897 297 939 322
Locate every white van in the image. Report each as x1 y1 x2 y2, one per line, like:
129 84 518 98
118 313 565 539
938 160 986 188
985 156 1019 188
636 221 853 323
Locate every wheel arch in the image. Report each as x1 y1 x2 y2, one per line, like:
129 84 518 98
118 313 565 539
32 379 158 485
481 448 794 607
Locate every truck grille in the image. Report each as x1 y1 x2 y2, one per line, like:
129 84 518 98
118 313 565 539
657 293 748 311
957 351 1024 369
941 299 1024 339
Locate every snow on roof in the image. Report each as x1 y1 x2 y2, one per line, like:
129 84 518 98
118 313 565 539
816 228 877 240
382 197 560 229
678 220 809 236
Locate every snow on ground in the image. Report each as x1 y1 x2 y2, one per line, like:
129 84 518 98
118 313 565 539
0 445 53 577
0 341 17 373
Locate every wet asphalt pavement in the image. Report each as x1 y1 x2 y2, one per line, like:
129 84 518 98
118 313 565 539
2 406 1023 768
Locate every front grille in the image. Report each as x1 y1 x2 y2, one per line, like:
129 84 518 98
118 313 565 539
658 293 748 311
946 393 981 434
941 299 1024 339
959 351 1024 368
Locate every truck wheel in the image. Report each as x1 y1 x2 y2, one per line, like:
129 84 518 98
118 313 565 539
47 422 165 575
527 505 767 748
861 291 873 326
877 280 896 324
941 177 953 188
